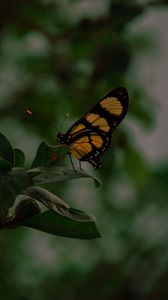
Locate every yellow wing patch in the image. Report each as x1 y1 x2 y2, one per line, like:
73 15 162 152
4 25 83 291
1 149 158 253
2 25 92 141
70 136 92 160
100 97 123 116
86 113 99 123
92 117 110 132
86 113 110 132
70 134 104 160
90 135 103 148
70 123 86 135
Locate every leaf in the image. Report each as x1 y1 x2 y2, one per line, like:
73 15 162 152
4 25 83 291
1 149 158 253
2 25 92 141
22 186 69 215
21 186 95 222
0 158 12 172
22 210 101 239
14 148 25 167
2 196 42 228
8 168 32 198
0 168 32 222
31 141 68 168
5 187 100 239
28 166 102 188
0 133 14 166
13 196 42 219
0 180 16 222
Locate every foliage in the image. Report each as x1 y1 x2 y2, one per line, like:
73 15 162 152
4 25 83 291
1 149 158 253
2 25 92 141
0 133 100 239
0 1 168 300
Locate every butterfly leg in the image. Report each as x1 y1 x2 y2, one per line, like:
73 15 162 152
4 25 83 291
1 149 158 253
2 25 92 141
79 160 83 171
68 153 76 172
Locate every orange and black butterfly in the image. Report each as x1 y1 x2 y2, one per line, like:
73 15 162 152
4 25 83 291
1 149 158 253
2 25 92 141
58 87 129 169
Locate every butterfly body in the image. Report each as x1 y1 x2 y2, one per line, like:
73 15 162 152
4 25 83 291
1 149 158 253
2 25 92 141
58 87 129 169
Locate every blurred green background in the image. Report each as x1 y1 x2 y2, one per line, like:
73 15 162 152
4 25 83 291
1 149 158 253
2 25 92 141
0 0 168 299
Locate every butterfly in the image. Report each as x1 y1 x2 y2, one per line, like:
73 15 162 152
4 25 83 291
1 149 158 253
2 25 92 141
57 87 129 169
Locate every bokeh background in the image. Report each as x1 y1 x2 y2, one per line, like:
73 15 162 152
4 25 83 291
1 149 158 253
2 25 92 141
0 1 168 299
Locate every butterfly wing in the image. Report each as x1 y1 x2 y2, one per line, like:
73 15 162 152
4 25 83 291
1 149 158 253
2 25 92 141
60 87 129 169
69 132 111 168
91 86 128 127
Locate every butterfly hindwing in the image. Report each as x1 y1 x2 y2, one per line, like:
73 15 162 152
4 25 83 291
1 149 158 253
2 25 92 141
58 87 129 169
69 131 111 168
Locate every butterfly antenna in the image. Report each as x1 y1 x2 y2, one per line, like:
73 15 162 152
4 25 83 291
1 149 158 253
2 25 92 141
59 112 70 133
25 109 59 133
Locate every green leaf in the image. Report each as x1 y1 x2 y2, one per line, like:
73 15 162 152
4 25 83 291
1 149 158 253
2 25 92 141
0 133 14 166
0 179 16 222
22 210 101 239
0 168 32 222
2 196 42 229
28 166 102 188
4 188 100 239
0 158 12 172
8 168 32 198
21 186 95 222
13 197 42 219
31 141 68 168
14 148 25 167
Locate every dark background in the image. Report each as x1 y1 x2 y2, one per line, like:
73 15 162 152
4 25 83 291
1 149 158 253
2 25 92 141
0 1 168 299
